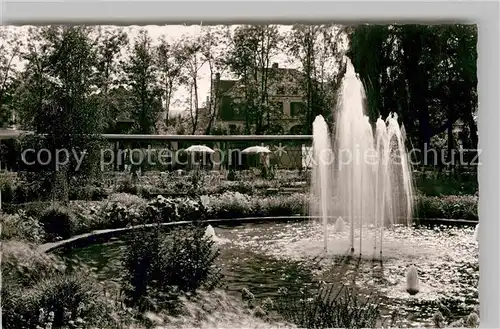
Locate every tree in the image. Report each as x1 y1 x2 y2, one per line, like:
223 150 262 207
177 34 207 135
225 25 283 134
15 26 104 201
348 24 478 153
123 30 161 134
0 27 23 127
155 36 185 131
200 26 231 134
95 27 128 132
286 24 348 133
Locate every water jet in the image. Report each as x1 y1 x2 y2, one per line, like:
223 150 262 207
205 224 216 240
310 57 414 256
334 216 345 233
406 265 420 295
473 223 479 242
311 115 334 252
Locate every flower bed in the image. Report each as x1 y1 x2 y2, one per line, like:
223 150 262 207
2 190 478 245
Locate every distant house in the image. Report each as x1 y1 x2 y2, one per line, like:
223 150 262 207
212 63 306 135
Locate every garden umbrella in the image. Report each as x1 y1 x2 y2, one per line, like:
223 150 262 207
241 146 271 154
242 146 271 175
184 145 215 171
184 145 215 154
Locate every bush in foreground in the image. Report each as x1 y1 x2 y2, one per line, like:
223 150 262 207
275 285 380 329
122 225 223 312
2 241 119 329
3 273 118 329
1 241 65 288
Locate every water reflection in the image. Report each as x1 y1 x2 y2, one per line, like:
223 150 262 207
65 221 478 327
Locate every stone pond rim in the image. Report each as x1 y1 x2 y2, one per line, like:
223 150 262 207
39 216 478 254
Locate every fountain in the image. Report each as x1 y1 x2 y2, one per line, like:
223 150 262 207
310 57 414 255
311 115 335 252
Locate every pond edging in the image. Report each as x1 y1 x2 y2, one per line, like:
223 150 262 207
39 216 478 254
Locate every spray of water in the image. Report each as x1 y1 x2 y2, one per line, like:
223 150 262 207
310 57 414 255
310 115 335 252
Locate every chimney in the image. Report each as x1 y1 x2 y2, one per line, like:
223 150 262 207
272 63 278 69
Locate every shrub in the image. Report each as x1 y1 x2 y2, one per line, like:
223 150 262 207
69 200 104 234
207 192 253 218
69 185 108 201
0 172 15 203
0 211 45 243
116 175 141 195
2 201 52 219
257 193 306 217
12 172 54 203
107 192 146 209
174 179 193 193
1 241 65 288
102 203 142 229
144 195 179 223
174 197 209 221
139 185 166 199
415 195 478 220
275 285 380 329
38 205 75 242
415 171 478 196
2 272 117 329
122 225 223 312
233 182 255 195
101 193 147 228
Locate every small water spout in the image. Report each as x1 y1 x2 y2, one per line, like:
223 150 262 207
406 265 420 295
334 216 345 233
473 223 479 242
205 224 216 240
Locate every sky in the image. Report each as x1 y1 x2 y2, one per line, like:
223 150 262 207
2 24 297 115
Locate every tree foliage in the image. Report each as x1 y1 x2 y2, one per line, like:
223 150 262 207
348 24 478 151
1 24 478 154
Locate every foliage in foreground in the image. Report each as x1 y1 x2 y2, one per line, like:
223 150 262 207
275 284 380 329
121 225 223 312
1 241 119 329
3 273 118 329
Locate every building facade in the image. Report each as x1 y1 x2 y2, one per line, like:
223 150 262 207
212 63 307 135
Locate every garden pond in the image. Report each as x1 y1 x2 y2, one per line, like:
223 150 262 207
63 220 479 327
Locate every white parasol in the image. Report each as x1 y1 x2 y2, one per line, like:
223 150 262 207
184 145 215 154
241 146 271 154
